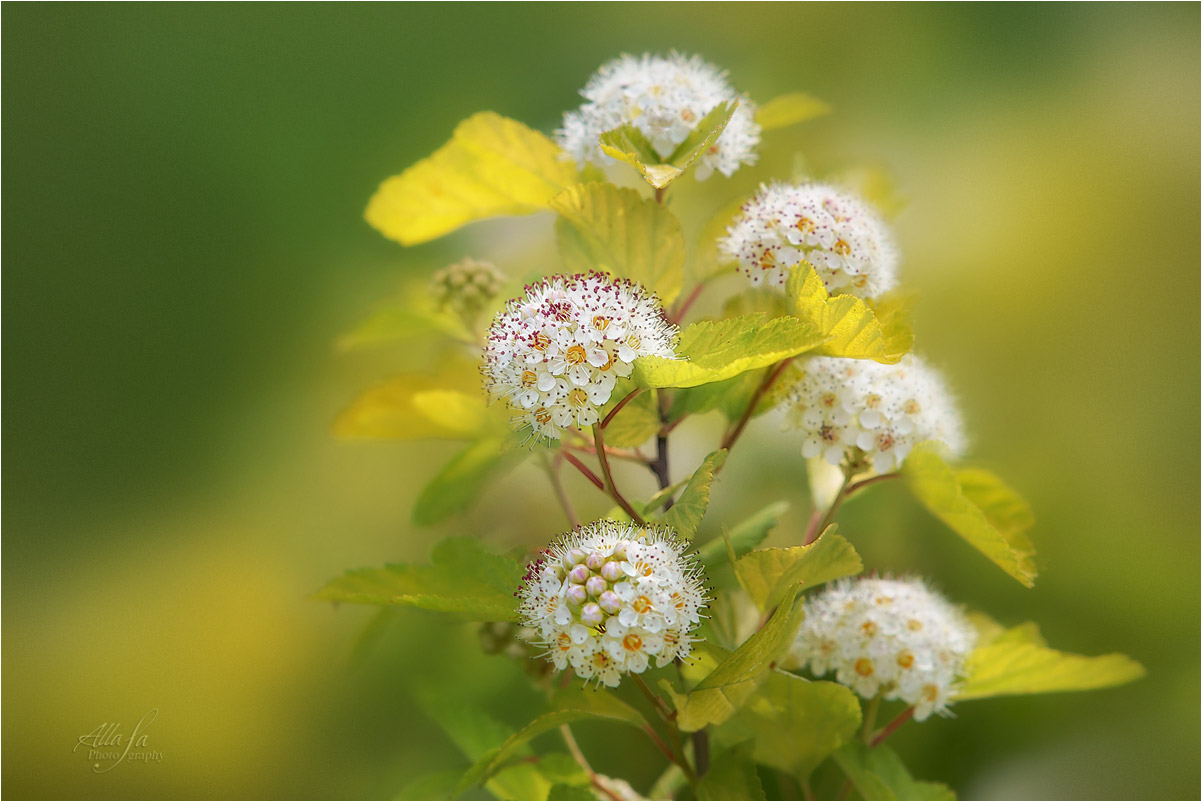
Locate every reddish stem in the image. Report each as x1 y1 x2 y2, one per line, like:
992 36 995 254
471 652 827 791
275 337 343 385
870 706 915 747
720 358 795 452
601 387 645 429
562 450 604 490
669 283 706 324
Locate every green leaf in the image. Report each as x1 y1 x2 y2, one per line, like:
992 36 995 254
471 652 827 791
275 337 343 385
313 536 525 622
414 436 524 525
634 313 824 389
660 585 805 731
957 622 1145 701
600 385 660 448
832 741 955 801
735 529 863 611
397 769 464 801
333 361 493 441
551 183 686 304
456 687 647 794
902 443 1037 587
729 672 861 779
695 501 790 573
599 102 736 189
366 112 578 246
785 263 908 364
546 783 595 800
337 281 471 351
662 450 727 540
697 745 765 801
755 92 831 130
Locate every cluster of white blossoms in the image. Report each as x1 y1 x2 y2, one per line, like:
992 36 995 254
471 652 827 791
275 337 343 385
557 52 761 181
784 354 966 473
720 181 899 296
483 272 677 440
428 257 505 319
792 577 977 721
516 521 708 688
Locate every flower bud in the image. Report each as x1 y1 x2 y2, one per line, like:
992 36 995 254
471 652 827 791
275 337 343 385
586 575 607 598
565 585 588 607
581 603 604 627
601 561 623 582
569 548 588 566
586 552 605 572
568 565 590 585
598 590 622 615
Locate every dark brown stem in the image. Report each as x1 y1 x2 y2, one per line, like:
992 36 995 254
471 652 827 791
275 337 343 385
562 450 604 491
692 730 710 778
650 392 672 503
601 388 644 429
870 705 915 747
720 358 795 452
592 424 647 525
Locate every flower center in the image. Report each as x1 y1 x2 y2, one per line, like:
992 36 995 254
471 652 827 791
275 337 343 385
566 344 588 365
833 239 852 256
864 393 882 409
907 619 923 631
820 392 838 408
855 658 875 677
625 334 641 351
759 249 777 270
897 650 915 669
796 216 815 234
633 596 652 614
534 407 552 424
903 400 921 415
568 389 589 408
622 634 643 652
876 433 896 451
861 621 878 637
521 370 537 387
593 315 611 331
599 352 615 371
531 332 551 351
819 424 838 444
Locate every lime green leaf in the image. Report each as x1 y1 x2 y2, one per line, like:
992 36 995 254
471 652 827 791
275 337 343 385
697 745 765 801
662 450 727 540
551 183 685 304
490 764 553 802
314 537 524 622
634 313 824 389
695 501 790 573
457 687 647 794
957 622 1145 701
730 672 861 779
600 385 660 448
660 585 805 731
902 443 1037 587
338 281 471 350
833 741 955 801
600 102 736 189
397 769 464 801
414 436 524 525
366 112 577 246
785 264 907 364
866 292 916 362
546 783 595 800
755 92 831 130
333 361 491 441
735 529 863 611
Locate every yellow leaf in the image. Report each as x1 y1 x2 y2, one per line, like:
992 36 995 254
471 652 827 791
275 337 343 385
957 622 1145 701
755 92 831 131
599 102 736 190
785 263 908 363
333 362 491 441
366 112 577 246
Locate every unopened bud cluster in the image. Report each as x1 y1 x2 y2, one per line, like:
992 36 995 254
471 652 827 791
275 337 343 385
428 258 505 319
517 521 707 687
791 577 977 721
784 354 966 473
720 181 898 296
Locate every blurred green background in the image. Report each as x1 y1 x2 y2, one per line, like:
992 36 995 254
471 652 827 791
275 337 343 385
3 3 1198 799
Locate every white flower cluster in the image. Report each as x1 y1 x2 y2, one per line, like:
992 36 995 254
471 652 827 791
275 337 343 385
428 257 505 319
720 182 898 296
557 52 761 181
483 272 677 440
792 577 977 721
517 521 707 688
784 354 966 472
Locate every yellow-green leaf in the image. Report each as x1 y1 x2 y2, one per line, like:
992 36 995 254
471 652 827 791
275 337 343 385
697 744 765 801
661 585 805 731
755 92 831 131
634 313 824 389
957 622 1145 701
729 672 861 779
551 183 685 304
366 112 577 246
661 450 727 540
600 384 659 448
313 537 524 621
832 741 956 801
734 529 863 611
903 443 1037 587
694 501 790 574
337 280 471 350
333 362 491 441
414 436 523 525
456 687 647 795
785 263 908 364
599 102 736 190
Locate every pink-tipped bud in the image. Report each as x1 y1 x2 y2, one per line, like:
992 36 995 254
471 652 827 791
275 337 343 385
565 585 588 607
598 590 621 615
569 565 590 585
586 552 605 572
586 576 607 598
601 561 623 582
569 548 588 566
581 603 604 627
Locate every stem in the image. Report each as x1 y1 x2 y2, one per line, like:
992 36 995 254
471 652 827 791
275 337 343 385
861 695 881 744
592 424 648 525
801 507 824 546
632 674 673 721
870 706 915 747
692 730 710 778
650 392 672 499
669 282 706 324
807 470 902 544
655 186 666 205
561 450 605 491
601 387 644 429
846 472 901 496
570 443 651 466
544 454 580 528
720 358 795 452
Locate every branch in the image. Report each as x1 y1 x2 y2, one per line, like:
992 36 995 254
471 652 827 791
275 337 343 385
592 424 648 525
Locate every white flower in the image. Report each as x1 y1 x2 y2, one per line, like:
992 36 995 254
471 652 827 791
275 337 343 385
556 52 761 181
483 272 677 441
791 576 977 721
783 354 966 473
720 182 899 296
516 521 708 687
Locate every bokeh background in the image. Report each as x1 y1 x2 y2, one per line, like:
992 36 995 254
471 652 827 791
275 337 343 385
3 3 1198 799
